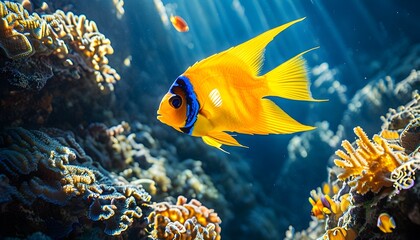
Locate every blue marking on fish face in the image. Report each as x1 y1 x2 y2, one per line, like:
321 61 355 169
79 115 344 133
169 75 199 134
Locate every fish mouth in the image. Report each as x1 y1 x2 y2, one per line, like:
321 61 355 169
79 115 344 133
156 112 163 122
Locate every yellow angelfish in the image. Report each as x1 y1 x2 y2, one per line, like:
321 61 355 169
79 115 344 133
157 17 324 152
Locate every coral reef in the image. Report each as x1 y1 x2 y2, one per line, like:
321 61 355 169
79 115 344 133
59 120 229 238
341 69 420 138
277 70 420 236
287 90 420 240
1 1 418 240
0 0 120 90
0 0 120 127
147 195 221 240
309 182 351 223
0 127 151 237
76 121 223 206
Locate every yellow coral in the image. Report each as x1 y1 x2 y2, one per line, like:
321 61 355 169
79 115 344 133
61 165 96 195
334 126 409 194
147 196 221 240
0 2 33 59
0 1 120 91
380 129 400 141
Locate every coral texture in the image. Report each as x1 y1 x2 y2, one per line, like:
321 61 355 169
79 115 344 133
0 127 151 237
287 81 420 240
334 126 409 194
0 0 120 91
0 1 123 127
147 196 221 240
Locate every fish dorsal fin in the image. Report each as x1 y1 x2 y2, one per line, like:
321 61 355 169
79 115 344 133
226 17 306 76
186 18 306 77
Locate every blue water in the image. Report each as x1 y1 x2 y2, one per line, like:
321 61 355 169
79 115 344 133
111 0 419 239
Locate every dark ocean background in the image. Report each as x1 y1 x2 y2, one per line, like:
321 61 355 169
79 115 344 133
108 0 420 238
1 0 419 239
114 0 419 235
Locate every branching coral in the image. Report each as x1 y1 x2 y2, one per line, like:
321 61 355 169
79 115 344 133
147 196 221 240
291 76 420 240
53 9 120 90
333 126 409 194
0 127 151 237
0 0 120 91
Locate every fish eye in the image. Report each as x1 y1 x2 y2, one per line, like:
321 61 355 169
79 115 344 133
169 95 182 109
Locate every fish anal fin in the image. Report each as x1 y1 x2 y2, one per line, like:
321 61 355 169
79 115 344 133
202 136 229 153
264 47 327 102
208 132 247 148
241 99 316 135
202 132 248 153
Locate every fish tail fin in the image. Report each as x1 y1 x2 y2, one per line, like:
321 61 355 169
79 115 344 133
202 132 248 153
249 99 316 134
264 47 327 102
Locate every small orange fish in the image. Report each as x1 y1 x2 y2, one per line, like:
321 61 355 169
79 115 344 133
22 0 33 12
325 227 347 240
157 18 324 152
170 15 189 32
377 213 396 233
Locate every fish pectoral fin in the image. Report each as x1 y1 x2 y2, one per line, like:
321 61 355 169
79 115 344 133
202 132 248 153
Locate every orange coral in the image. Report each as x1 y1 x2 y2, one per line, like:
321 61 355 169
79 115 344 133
147 196 221 240
334 126 409 194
